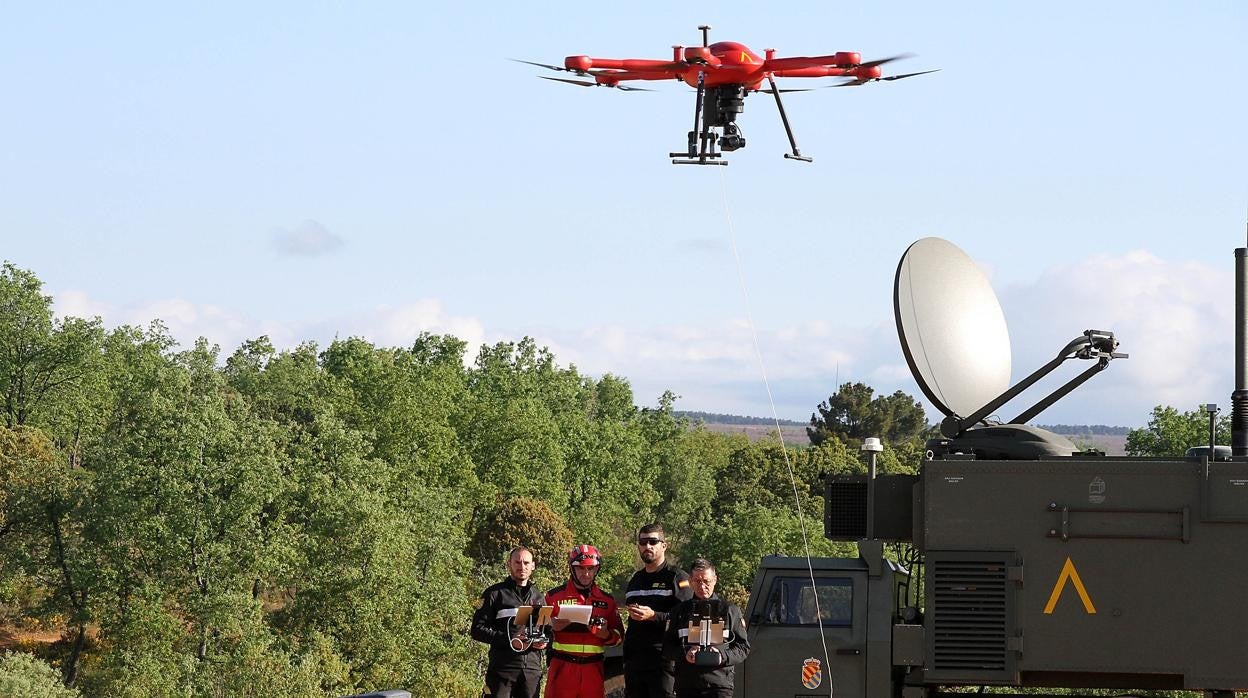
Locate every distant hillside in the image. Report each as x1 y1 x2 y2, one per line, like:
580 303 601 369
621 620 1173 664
685 415 1132 454
1037 424 1132 435
697 422 811 447
675 410 805 427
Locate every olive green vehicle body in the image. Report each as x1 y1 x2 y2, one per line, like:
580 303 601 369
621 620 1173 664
737 455 1248 697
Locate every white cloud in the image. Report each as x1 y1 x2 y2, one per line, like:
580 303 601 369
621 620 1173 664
52 290 110 319
329 301 488 360
531 320 897 418
53 289 262 354
998 250 1231 426
272 220 344 258
49 290 491 366
128 299 252 350
46 248 1234 428
530 249 1236 427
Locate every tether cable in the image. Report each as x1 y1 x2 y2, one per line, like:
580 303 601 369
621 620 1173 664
718 167 834 691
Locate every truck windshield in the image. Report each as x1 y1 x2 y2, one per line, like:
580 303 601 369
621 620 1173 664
760 576 853 627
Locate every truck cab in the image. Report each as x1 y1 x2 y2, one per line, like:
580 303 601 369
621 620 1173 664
737 543 910 698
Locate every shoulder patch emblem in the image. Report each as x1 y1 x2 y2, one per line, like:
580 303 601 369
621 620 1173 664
677 580 690 588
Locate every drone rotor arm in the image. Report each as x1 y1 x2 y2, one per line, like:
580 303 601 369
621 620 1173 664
587 69 680 81
770 66 852 78
585 69 683 91
587 58 687 72
762 52 863 72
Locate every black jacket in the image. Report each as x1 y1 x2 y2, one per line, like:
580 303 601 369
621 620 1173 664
623 562 692 662
662 595 751 691
471 577 546 673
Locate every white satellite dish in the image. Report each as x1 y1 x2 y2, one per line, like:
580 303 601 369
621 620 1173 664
893 237 1011 419
892 237 1126 458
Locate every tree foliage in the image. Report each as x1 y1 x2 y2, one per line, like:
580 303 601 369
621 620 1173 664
1125 405 1229 457
807 382 929 447
0 260 941 697
0 652 82 698
469 497 573 592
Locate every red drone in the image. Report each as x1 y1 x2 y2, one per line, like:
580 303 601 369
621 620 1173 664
516 25 937 166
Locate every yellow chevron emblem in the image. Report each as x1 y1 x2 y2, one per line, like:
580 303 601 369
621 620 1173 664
1043 557 1096 614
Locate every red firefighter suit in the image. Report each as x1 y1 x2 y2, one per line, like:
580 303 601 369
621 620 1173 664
544 579 624 697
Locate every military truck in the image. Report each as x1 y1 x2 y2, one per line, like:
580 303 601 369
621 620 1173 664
740 453 1248 697
735 239 1248 698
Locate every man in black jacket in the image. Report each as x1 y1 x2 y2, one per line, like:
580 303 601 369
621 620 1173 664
471 546 547 698
623 524 692 698
662 558 750 698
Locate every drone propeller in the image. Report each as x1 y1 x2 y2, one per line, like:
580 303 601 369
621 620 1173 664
540 75 597 87
833 68 940 87
511 58 590 77
538 75 653 92
880 69 940 81
856 53 916 70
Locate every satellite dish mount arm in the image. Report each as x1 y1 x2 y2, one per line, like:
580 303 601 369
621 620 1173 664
940 329 1128 438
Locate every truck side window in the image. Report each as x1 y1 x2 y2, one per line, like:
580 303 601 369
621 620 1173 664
761 576 852 627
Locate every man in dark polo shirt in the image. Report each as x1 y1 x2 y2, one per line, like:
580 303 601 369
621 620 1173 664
623 524 692 698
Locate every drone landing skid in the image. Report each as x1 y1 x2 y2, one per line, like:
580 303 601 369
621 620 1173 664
671 70 729 166
769 75 813 163
669 75 813 165
671 130 728 166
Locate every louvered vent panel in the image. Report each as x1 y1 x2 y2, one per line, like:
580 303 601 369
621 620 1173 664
824 479 867 540
927 552 1015 682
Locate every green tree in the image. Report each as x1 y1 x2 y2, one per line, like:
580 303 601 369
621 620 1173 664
229 338 479 695
224 334 485 694
652 426 730 543
0 425 95 685
5 261 972 695
319 334 474 491
84 335 287 691
678 436 861 606
469 496 573 591
0 263 104 431
457 339 576 505
560 375 656 587
808 382 929 447
1125 405 1229 457
0 652 82 698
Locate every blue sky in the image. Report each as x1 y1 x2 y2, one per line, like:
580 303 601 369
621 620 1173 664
2 2 1245 427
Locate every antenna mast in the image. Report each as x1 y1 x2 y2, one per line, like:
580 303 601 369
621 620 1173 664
1235 211 1248 456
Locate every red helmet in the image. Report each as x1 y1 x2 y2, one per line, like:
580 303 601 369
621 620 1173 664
569 544 602 567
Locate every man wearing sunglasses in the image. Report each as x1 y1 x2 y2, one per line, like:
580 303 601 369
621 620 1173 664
623 524 692 698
